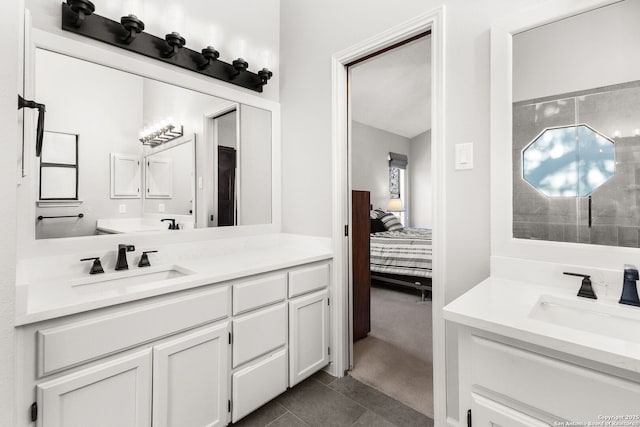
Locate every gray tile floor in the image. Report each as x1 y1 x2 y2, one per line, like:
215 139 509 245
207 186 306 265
232 371 434 427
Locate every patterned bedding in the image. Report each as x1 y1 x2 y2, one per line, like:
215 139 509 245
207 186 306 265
370 228 433 278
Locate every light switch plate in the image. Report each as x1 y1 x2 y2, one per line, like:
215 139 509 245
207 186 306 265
119 204 126 213
158 203 165 212
455 143 473 170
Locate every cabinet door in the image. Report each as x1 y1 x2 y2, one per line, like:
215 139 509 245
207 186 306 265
232 348 288 422
36 349 152 427
470 393 549 427
152 322 230 427
289 289 330 387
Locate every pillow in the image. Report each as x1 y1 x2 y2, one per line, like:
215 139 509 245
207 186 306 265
370 218 387 233
370 210 379 219
379 212 403 231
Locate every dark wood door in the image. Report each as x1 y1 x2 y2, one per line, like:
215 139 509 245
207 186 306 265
352 190 371 341
218 146 236 227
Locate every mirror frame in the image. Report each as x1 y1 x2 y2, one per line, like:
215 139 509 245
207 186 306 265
19 27 281 257
489 0 638 272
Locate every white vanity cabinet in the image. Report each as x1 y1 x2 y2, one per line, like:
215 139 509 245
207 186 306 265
230 273 288 422
17 260 332 427
36 349 152 427
288 264 331 387
152 323 230 427
458 328 640 426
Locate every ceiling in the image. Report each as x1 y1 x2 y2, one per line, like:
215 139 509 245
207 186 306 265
350 37 431 139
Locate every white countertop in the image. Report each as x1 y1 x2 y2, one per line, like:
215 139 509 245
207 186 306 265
443 277 640 374
16 233 332 325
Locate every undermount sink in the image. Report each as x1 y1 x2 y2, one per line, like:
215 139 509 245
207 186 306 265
71 265 195 294
529 295 640 343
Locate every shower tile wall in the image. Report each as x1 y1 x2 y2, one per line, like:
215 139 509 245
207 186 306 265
512 82 640 247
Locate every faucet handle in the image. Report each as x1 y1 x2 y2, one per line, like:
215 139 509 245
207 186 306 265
81 257 104 274
119 244 136 252
564 272 597 299
138 250 158 268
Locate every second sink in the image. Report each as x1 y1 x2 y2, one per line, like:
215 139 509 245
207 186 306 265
529 295 640 343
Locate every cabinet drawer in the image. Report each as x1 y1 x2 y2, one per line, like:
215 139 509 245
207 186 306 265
471 335 640 420
232 348 288 423
233 303 287 368
38 286 229 376
288 263 330 298
233 273 287 315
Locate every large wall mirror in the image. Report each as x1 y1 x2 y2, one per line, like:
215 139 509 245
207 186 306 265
26 47 272 240
511 0 640 248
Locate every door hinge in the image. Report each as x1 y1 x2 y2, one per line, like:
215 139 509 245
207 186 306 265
344 225 349 237
327 298 330 306
328 347 331 356
228 399 232 413
467 409 472 427
30 402 38 422
228 332 232 345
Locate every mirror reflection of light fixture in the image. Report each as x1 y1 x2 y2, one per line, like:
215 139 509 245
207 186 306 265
139 119 183 146
387 198 405 212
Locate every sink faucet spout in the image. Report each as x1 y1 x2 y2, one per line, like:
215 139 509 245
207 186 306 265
115 244 135 271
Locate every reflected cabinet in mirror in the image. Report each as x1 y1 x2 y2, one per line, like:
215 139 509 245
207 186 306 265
30 48 272 239
512 0 640 247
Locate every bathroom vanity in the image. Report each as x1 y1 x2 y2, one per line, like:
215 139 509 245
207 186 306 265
15 234 332 426
444 277 640 425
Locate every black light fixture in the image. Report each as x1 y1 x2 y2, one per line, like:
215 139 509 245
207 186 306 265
258 68 273 86
199 46 220 70
60 2 273 92
163 32 186 58
66 0 95 28
120 14 145 44
231 58 249 78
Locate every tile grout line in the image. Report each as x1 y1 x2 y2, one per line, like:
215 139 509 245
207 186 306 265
288 410 312 426
264 410 292 427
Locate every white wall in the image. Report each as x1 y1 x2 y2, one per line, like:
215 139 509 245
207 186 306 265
239 104 272 225
24 0 281 101
410 130 432 228
279 0 541 420
351 121 411 211
0 1 18 423
144 140 194 216
513 0 640 102
29 49 144 240
142 77 231 228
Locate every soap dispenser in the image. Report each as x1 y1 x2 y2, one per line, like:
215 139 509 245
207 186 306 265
620 267 640 307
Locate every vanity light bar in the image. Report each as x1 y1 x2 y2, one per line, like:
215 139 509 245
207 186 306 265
61 1 273 93
139 123 184 146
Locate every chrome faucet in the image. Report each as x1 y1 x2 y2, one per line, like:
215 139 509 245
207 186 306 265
115 244 135 271
620 268 640 307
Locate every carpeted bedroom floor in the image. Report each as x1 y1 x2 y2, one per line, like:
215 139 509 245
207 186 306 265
350 285 434 418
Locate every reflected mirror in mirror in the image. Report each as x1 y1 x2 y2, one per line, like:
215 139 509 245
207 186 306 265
512 0 640 247
29 48 272 239
522 124 615 197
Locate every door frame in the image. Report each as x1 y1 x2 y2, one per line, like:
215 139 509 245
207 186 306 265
201 103 240 228
330 6 446 424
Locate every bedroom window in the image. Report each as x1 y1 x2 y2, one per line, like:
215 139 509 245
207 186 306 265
389 152 408 225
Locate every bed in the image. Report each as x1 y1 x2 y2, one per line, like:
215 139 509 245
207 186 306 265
370 227 433 301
